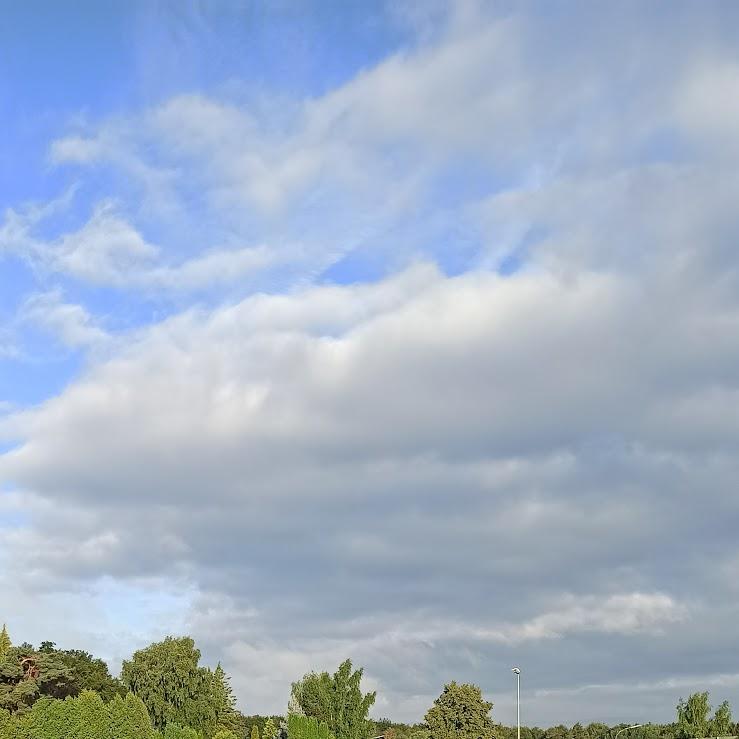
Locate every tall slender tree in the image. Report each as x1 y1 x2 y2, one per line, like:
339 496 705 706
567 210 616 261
212 664 240 734
0 629 10 661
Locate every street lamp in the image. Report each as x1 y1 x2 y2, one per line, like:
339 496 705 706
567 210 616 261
614 725 643 739
512 668 521 739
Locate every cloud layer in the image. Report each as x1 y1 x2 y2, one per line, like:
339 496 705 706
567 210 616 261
2 0 739 727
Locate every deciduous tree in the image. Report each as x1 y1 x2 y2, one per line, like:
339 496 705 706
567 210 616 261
711 700 732 736
676 692 710 739
121 636 234 737
290 660 375 739
424 682 494 739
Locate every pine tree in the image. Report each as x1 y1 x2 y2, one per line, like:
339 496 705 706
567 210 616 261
252 725 261 739
0 628 10 661
212 664 240 734
0 648 77 714
264 718 278 739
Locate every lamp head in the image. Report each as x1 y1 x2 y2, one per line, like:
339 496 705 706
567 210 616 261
512 667 521 674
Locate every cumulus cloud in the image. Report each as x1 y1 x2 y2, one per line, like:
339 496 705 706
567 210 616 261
3 0 739 727
2 256 739 719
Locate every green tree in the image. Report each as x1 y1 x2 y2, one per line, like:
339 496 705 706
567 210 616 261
0 713 31 739
264 718 279 739
252 725 261 739
54 650 124 701
711 700 732 736
164 723 201 739
287 714 333 739
0 648 77 714
122 636 233 737
424 682 494 739
25 643 123 701
26 697 70 739
0 630 10 661
212 664 240 734
290 660 375 739
108 693 157 739
676 693 711 739
67 690 109 739
214 731 238 739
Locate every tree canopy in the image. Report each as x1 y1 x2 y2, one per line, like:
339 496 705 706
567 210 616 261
121 636 238 737
37 644 124 702
423 682 494 739
290 659 375 739
0 647 77 715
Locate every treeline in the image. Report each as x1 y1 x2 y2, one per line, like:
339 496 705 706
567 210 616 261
0 625 735 739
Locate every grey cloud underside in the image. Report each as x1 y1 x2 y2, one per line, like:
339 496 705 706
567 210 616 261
4 259 739 722
3 1 739 727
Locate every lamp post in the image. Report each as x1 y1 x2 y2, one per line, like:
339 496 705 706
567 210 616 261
512 668 521 739
614 725 643 739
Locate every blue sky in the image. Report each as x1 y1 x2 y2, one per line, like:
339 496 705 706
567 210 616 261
3 0 739 727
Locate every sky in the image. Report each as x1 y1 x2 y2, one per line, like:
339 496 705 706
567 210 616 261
2 0 739 728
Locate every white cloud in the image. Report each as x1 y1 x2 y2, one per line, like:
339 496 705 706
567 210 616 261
54 202 159 285
20 290 109 348
0 198 279 292
1 255 737 719
4 1 739 725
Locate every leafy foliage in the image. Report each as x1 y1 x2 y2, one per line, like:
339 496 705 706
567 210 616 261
287 714 333 739
424 682 494 739
0 648 77 714
108 692 157 739
121 636 236 737
49 647 124 701
676 692 711 739
263 717 279 739
165 723 202 739
711 701 733 736
25 697 70 739
290 660 375 739
67 690 109 739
